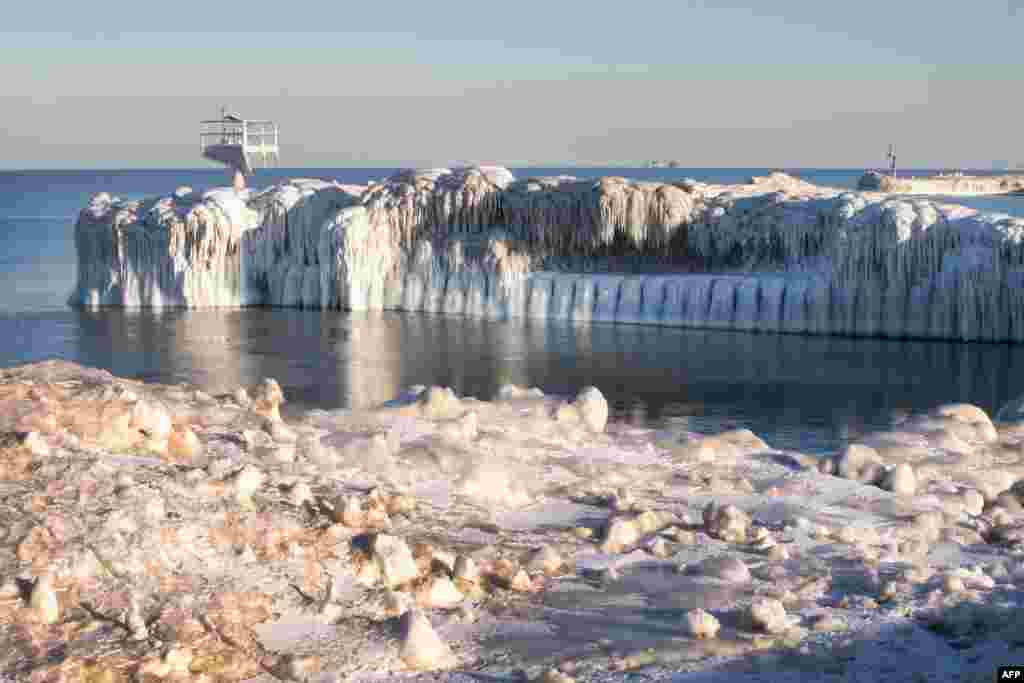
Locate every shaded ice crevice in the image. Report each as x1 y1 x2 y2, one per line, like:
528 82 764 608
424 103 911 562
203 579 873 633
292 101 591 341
71 167 1024 342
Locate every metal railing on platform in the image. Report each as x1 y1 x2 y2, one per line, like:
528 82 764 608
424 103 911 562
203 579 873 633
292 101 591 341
199 120 279 154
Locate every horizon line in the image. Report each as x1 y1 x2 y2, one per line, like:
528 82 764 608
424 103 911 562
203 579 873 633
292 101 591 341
2 165 1019 173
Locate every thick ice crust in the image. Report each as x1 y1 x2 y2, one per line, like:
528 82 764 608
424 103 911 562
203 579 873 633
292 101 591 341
72 168 1024 341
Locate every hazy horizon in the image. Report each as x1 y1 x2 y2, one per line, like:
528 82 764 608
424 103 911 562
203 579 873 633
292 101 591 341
3 164 1023 173
3 0 1022 170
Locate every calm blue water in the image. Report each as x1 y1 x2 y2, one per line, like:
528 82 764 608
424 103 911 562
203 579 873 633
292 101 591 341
2 167 1024 454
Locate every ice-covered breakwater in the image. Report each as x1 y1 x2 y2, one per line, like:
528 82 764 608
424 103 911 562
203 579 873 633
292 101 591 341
72 167 1024 342
859 170 1024 196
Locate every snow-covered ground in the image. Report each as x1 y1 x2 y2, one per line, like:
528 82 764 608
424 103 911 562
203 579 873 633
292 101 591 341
2 360 1024 681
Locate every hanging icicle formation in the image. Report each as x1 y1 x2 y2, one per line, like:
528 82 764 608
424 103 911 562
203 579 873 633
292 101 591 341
70 166 1024 342
242 180 363 308
72 188 257 307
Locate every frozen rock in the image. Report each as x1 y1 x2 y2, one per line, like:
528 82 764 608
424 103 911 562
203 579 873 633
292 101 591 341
748 526 776 551
881 463 917 495
526 545 564 575
537 670 576 683
694 556 751 583
364 499 391 529
497 384 545 401
834 524 880 546
601 517 641 553
339 496 367 527
252 378 284 422
931 403 983 422
238 545 258 563
942 573 966 593
418 576 464 608
676 433 755 464
931 403 998 443
963 489 985 516
437 410 478 443
411 541 437 575
139 647 194 677
431 549 456 574
385 590 413 616
493 558 533 591
455 460 535 508
30 573 60 624
455 605 478 623
508 569 533 592
610 487 635 511
419 386 462 421
809 613 847 632
127 595 149 640
130 399 173 441
288 481 315 507
647 537 672 558
704 502 751 543
265 419 298 444
966 572 995 591
573 386 609 433
683 608 721 639
372 534 419 588
833 443 884 483
932 403 993 427
233 387 252 408
1009 479 1024 504
634 509 666 534
993 494 1023 517
860 463 886 487
228 465 264 505
988 562 1011 582
1 430 50 460
242 428 273 450
719 428 769 451
453 555 480 584
666 526 696 544
399 610 455 670
748 597 788 633
277 654 321 681
496 384 525 400
387 493 415 516
168 425 202 459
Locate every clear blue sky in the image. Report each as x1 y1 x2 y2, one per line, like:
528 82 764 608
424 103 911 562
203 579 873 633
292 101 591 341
2 0 1022 168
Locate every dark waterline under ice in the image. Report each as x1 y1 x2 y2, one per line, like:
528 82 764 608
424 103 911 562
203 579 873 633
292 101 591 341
4 308 1024 456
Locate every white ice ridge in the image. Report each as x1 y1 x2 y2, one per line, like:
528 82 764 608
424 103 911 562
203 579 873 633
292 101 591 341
71 167 1024 342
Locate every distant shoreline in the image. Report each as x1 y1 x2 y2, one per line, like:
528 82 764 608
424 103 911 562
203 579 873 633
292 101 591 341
858 170 1024 197
2 165 1023 174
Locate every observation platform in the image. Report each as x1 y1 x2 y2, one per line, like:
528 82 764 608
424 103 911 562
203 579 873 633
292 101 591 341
200 112 279 186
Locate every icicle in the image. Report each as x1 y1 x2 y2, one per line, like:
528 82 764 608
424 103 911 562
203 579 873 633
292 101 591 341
71 166 1024 342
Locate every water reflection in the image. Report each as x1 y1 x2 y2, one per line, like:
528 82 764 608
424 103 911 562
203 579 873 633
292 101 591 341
74 308 248 392
2 309 1024 454
335 313 404 410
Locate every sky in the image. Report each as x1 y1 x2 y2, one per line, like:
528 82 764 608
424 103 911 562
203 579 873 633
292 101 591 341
1 0 1022 169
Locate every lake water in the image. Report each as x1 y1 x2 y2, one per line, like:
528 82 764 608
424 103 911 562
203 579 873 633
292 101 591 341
3 167 1024 455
